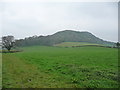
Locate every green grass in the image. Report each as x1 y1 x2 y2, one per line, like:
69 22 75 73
54 42 102 47
2 46 119 88
0 53 2 89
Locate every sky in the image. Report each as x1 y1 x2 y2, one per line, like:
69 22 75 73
0 1 118 42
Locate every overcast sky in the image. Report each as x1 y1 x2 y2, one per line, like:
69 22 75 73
0 2 118 42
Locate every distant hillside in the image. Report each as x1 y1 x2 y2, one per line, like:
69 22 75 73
54 42 102 47
15 30 115 47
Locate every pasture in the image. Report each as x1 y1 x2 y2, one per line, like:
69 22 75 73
54 42 101 47
2 46 119 88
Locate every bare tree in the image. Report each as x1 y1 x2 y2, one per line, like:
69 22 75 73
2 36 15 52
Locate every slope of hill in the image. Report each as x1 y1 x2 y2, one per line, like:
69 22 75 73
15 30 115 47
50 30 114 46
54 42 102 47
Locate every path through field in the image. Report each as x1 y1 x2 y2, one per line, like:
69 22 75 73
3 54 72 88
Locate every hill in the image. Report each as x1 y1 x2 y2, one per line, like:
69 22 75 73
15 30 115 47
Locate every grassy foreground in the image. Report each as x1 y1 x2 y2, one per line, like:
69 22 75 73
2 46 119 88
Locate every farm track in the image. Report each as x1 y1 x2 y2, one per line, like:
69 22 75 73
2 54 70 88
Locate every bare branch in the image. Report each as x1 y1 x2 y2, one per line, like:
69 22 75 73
2 36 15 51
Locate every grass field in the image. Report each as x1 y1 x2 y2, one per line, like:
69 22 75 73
2 46 119 88
0 53 2 89
54 42 102 47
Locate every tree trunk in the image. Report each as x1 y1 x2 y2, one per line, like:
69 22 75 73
7 48 11 52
